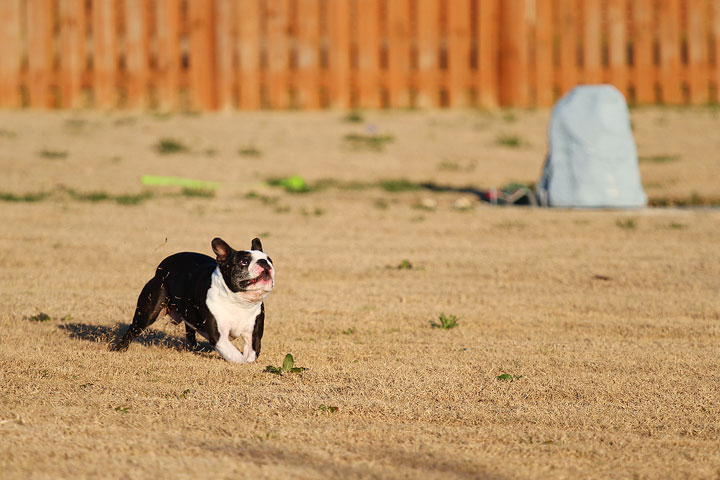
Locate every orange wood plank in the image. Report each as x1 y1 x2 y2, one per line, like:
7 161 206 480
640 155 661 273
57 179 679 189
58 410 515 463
124 0 149 108
237 0 261 109
447 0 470 107
477 0 499 108
295 0 321 109
26 0 53 108
713 0 720 101
59 0 85 109
632 0 654 104
658 0 682 104
188 0 217 110
326 0 351 109
583 0 602 84
215 0 235 109
0 0 22 107
534 0 553 107
386 0 411 107
355 0 381 108
415 0 439 108
265 0 290 109
607 0 628 98
155 0 180 110
499 0 528 106
93 0 118 108
557 0 578 96
686 0 709 104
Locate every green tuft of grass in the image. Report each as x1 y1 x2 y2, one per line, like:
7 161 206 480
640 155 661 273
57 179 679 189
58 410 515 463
496 373 522 382
38 149 68 159
344 133 394 151
343 111 364 123
396 260 413 270
341 327 356 335
668 222 687 230
114 406 130 413
238 145 262 157
115 192 154 205
379 179 421 193
265 354 306 375
0 191 49 202
319 404 339 413
495 134 524 148
430 313 459 330
65 188 153 206
27 312 51 322
616 218 637 230
180 188 215 198
639 154 680 164
155 138 188 154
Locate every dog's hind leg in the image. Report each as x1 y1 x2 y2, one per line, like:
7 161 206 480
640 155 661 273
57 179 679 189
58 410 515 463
110 275 167 351
184 324 198 351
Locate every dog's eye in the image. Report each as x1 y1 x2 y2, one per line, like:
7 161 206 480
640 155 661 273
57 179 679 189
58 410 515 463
240 259 249 266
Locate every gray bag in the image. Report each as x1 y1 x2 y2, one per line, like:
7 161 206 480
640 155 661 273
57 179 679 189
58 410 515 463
537 85 647 208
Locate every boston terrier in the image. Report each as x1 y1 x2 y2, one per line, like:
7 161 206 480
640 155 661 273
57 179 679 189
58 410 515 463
110 237 275 363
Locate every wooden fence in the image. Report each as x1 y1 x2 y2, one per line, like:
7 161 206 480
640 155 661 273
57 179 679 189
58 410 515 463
1 0 719 110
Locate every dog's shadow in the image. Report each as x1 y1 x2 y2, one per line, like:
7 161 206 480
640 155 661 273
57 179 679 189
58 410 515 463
58 323 215 354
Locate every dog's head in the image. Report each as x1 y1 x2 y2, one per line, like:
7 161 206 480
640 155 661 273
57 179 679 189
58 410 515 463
211 237 275 300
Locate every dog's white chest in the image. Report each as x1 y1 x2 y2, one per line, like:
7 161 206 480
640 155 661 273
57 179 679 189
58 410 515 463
206 268 262 339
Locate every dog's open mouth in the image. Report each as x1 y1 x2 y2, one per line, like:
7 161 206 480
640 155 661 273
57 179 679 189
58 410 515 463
249 271 272 284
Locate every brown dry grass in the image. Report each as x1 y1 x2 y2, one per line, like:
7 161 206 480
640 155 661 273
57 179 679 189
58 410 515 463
1 109 719 479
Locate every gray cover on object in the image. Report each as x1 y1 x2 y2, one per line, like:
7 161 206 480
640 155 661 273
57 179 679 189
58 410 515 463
537 85 647 208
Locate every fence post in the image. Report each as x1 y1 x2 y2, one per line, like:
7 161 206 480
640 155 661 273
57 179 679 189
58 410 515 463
583 0 602 85
0 0 22 108
477 0 499 108
188 0 217 110
155 0 180 111
356 0 381 108
386 0 411 108
558 0 578 97
533 0 553 107
27 0 53 108
659 0 682 104
447 0 471 107
125 0 150 109
415 0 438 108
93 0 118 109
714 1 720 102
608 0 629 99
632 0 654 104
237 0 261 109
327 0 351 109
215 0 236 110
499 0 528 107
266 0 291 109
60 0 86 109
296 0 321 109
687 0 709 105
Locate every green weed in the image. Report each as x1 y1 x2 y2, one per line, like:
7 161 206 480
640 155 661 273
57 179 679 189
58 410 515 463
319 405 339 413
27 312 51 322
265 353 306 375
38 149 68 159
114 406 130 413
668 222 687 230
496 373 522 382
181 188 215 198
344 133 394 151
379 179 421 193
343 111 364 123
155 138 188 154
341 327 356 335
238 146 262 157
616 218 637 230
638 154 680 164
430 313 459 330
0 191 49 202
495 134 524 148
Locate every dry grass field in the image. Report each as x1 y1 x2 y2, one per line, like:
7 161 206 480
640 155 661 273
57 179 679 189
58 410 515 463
1 108 719 479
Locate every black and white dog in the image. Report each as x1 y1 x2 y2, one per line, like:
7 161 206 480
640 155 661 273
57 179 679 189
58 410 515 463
110 237 275 363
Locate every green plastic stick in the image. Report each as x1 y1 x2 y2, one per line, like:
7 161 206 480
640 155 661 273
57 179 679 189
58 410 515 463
141 175 220 190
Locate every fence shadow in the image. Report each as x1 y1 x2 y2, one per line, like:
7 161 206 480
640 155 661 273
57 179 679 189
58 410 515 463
58 322 215 353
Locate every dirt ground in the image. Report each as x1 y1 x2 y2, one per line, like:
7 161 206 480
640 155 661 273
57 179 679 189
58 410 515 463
0 108 719 479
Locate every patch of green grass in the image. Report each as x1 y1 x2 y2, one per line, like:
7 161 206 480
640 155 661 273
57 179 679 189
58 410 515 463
502 112 517 123
495 134 524 148
319 405 339 413
245 191 279 205
27 312 51 322
301 207 324 216
38 149 68 159
341 327 356 335
114 406 130 413
616 218 637 230
267 175 310 193
115 192 154 205
180 188 215 198
344 133 394 152
638 154 680 164
343 111 364 123
430 313 459 330
264 354 306 375
64 188 153 206
176 389 191 399
668 222 687 230
238 146 262 157
0 191 49 202
496 373 523 382
155 138 188 154
396 260 413 270
379 179 421 193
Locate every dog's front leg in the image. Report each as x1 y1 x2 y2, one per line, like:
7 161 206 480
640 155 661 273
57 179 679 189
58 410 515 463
241 333 257 363
214 335 246 363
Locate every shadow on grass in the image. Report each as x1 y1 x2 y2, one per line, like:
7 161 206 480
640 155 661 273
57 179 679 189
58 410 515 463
58 322 214 353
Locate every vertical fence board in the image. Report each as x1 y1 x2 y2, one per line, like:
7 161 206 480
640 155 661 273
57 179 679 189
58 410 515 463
607 0 628 98
534 0 553 106
355 0 381 107
27 0 53 108
416 0 438 107
632 0 654 104
386 0 411 107
499 0 528 106
295 0 320 108
583 0 602 84
477 0 499 107
557 0 578 96
60 0 85 108
237 0 261 109
188 0 217 110
265 0 290 109
125 0 149 108
215 0 236 109
713 0 720 101
0 0 22 107
659 0 682 104
156 0 180 110
447 0 470 107
687 0 709 104
327 0 351 108
93 0 118 108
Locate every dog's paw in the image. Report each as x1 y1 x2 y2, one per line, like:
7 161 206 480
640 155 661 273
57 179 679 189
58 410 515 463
108 342 128 352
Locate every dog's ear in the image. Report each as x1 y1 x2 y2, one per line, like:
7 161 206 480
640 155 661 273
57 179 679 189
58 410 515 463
212 238 232 262
251 237 263 252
